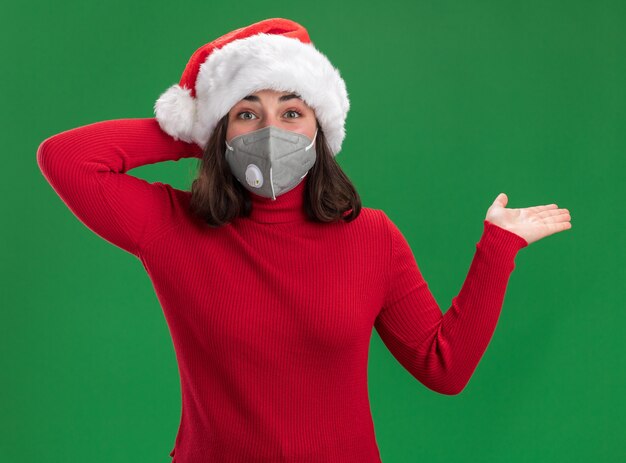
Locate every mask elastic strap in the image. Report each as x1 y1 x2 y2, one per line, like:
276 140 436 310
305 129 318 151
225 140 234 151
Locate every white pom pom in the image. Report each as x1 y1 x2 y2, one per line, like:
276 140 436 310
154 84 197 143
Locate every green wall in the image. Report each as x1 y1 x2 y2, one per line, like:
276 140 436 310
3 1 623 462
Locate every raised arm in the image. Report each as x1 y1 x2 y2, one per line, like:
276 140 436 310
374 215 529 395
36 118 203 258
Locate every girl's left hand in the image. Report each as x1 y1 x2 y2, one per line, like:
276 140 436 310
485 193 572 246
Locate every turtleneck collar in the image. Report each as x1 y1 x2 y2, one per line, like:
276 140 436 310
247 176 309 224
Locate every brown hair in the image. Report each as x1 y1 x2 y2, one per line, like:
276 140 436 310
189 114 362 227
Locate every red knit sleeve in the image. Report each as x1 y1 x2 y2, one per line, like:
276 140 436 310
36 118 203 257
374 214 529 395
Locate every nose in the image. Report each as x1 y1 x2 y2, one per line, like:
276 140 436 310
260 113 280 129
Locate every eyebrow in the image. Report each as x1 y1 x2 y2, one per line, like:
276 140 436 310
242 93 302 103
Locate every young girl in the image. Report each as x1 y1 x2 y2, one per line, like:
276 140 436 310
36 17 571 463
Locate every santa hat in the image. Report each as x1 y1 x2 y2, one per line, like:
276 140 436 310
153 18 350 156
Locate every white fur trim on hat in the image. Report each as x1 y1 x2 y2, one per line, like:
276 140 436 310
154 33 350 156
153 84 197 143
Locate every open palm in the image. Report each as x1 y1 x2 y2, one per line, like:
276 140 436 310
485 193 572 246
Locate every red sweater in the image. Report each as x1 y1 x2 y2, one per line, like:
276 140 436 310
37 118 528 463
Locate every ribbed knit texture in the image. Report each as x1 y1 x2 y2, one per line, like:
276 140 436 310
36 118 529 463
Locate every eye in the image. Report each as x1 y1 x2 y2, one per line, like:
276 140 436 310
284 110 302 118
236 111 257 120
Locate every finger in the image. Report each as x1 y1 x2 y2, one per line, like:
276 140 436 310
536 208 570 219
541 213 572 224
543 221 572 238
551 221 573 232
493 193 508 207
529 204 559 213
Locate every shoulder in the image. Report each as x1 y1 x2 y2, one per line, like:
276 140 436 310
151 184 192 216
170 188 205 226
352 206 388 228
148 185 203 231
357 207 395 231
357 208 411 255
348 207 396 246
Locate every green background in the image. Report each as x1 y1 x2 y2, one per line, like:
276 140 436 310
2 1 624 462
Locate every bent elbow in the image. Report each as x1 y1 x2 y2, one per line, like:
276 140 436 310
414 369 471 396
436 382 467 396
37 137 63 182
36 139 51 175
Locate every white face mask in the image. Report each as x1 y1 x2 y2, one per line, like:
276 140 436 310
225 125 318 200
